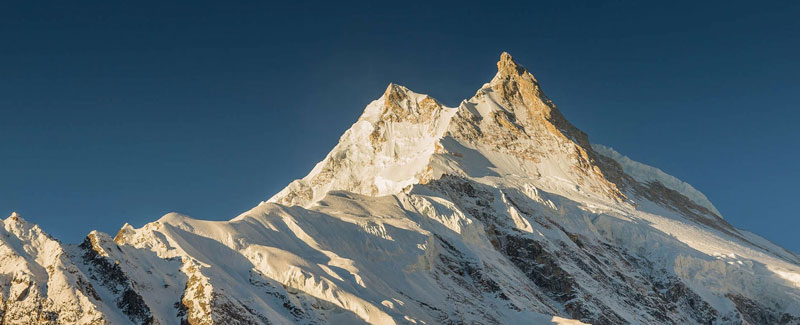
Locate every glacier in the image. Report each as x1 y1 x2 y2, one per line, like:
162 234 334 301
1 52 798 324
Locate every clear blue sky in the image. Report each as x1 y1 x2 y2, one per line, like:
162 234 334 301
2 1 798 252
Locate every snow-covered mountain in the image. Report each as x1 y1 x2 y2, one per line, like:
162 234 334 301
3 53 799 324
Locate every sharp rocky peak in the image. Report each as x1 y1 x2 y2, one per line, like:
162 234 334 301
376 83 446 122
495 51 528 79
484 52 589 146
267 52 634 208
269 52 730 220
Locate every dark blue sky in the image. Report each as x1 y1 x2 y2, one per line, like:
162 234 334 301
1 1 798 252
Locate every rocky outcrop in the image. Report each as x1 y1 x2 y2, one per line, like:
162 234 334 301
78 233 153 325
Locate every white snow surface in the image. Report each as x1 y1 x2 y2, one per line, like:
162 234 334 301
267 84 457 208
592 143 723 217
1 53 799 325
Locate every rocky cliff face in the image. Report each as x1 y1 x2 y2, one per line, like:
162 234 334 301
2 53 799 324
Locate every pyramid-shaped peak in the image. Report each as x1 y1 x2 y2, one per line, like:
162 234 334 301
497 52 528 77
7 211 23 223
381 82 443 109
5 211 33 229
498 51 515 65
384 82 407 95
383 83 417 101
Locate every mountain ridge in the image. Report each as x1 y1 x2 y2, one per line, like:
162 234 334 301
2 53 799 324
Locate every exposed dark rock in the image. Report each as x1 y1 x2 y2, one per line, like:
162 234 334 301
425 175 736 324
727 294 800 325
79 235 153 325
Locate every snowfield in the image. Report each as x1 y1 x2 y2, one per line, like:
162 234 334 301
1 53 798 324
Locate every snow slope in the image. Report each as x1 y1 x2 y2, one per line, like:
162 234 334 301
591 144 722 217
1 52 798 325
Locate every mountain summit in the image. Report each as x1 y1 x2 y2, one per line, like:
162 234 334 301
2 53 799 324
